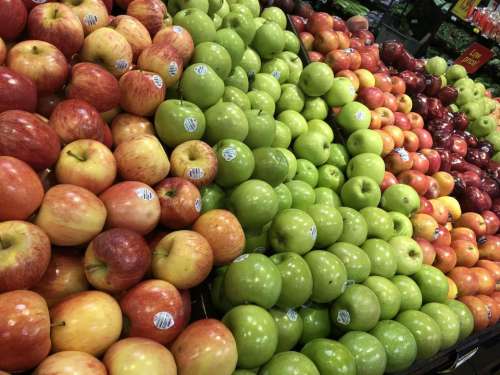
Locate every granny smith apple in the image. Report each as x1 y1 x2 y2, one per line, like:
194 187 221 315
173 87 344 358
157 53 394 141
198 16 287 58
299 62 334 97
262 59 290 84
228 179 279 229
329 242 371 283
361 239 397 278
277 110 308 138
229 3 253 19
168 0 209 13
389 211 413 237
337 207 368 245
360 207 394 241
235 0 259 16
272 121 293 149
253 16 266 29
330 284 381 332
244 224 270 254
260 6 286 29
180 63 224 109
308 120 333 143
306 204 343 248
208 0 223 15
269 208 316 254
461 101 483 121
200 183 225 213
251 21 285 60
391 275 422 311
251 73 282 102
293 131 330 166
317 164 344 192
328 143 350 171
315 187 341 207
412 265 448 303
305 250 347 303
469 115 496 137
340 176 381 210
210 266 233 313
174 8 216 45
216 28 245 68
247 90 276 115
445 300 474 341
222 11 256 45
302 97 328 120
223 304 278 369
299 303 331 344
396 310 442 359
212 13 222 28
277 83 304 113
389 236 423 276
421 303 460 349
294 159 318 187
225 66 249 92
244 109 276 148
324 77 356 107
154 99 206 148
346 153 385 185
271 308 305 354
240 47 261 77
346 129 383 156
252 147 288 187
224 85 251 110
339 332 387 375
234 371 257 375
301 339 356 375
260 351 319 375
381 184 423 217
336 101 371 134
425 56 447 76
275 183 293 211
192 41 232 79
277 51 303 84
486 130 500 152
276 147 296 181
285 180 316 210
370 320 417 373
363 276 401 320
284 30 300 54
446 64 467 82
204 101 248 144
214 139 254 187
270 252 313 308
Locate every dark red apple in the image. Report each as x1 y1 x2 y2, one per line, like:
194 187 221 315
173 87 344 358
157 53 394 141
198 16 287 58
424 74 441 97
462 186 492 213
380 40 404 65
290 15 306 33
0 0 27 41
438 86 458 106
427 97 446 119
0 66 38 113
411 93 429 119
356 87 385 109
450 134 468 157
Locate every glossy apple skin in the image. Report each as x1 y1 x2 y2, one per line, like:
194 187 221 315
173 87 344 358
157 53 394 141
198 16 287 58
415 238 435 265
0 290 51 373
126 0 167 36
448 267 479 296
120 279 186 345
34 351 107 374
459 296 489 332
456 212 487 236
153 25 194 65
478 235 500 261
137 42 183 88
482 210 499 234
476 260 500 282
453 239 479 267
432 245 456 273
471 267 495 295
111 113 155 146
476 295 499 326
109 14 152 60
0 66 38 113
119 69 166 117
0 0 27 41
170 140 218 187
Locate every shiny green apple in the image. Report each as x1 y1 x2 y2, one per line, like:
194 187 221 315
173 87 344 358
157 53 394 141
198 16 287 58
337 207 368 246
329 242 371 283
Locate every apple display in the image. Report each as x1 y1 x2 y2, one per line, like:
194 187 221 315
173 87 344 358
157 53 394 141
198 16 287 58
109 14 152 60
304 250 347 303
341 176 381 210
360 207 394 241
336 101 372 134
420 303 460 349
154 25 194 65
138 42 183 88
269 208 316 254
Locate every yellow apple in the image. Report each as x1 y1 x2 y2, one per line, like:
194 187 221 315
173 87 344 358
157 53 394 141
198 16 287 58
34 351 107 375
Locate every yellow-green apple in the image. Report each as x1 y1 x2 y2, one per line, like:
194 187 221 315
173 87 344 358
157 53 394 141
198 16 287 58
50 290 122 356
35 184 107 246
104 338 177 375
110 113 154 145
109 15 152 60
55 139 116 194
138 42 183 87
0 221 51 292
66 62 120 113
374 107 395 127
61 0 108 35
336 69 360 90
114 134 170 185
100 181 160 235
127 0 168 36
120 279 186 345
354 68 375 88
447 277 458 299
396 94 412 113
153 25 195 65
84 228 151 292
0 156 44 221
119 70 166 116
0 0 27 41
0 291 50 373
420 303 460 349
171 319 237 375
336 101 372 134
34 351 107 375
433 171 455 197
32 249 89 307
298 62 334 97
170 140 218 187
152 230 213 289
389 236 423 275
80 27 133 77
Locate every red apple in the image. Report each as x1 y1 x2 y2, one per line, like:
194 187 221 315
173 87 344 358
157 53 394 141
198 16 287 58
420 148 441 174
391 76 406 95
459 296 489 332
432 225 452 246
346 15 369 33
308 51 324 62
109 14 152 61
126 0 167 36
325 49 351 72
476 295 499 326
0 66 38 113
453 239 480 267
482 210 500 234
299 32 314 51
356 87 385 109
332 16 347 31
313 29 338 54
359 52 378 72
393 112 411 131
119 69 166 116
374 72 392 92
429 199 449 225
451 227 477 244
347 49 361 70
415 238 436 265
36 92 63 118
306 12 333 34
397 170 428 195
449 267 479 297
337 69 360 90
61 0 109 35
382 125 404 147
34 351 107 375
290 15 306 33
411 213 439 242
478 235 500 261
432 245 456 273
402 130 419 152
385 148 413 174
170 140 218 187
456 212 487 236
409 152 429 174
417 196 433 215
153 25 194 65
471 267 495 295
476 259 500 282
374 107 394 127
412 128 432 150
424 176 440 199
137 42 183 87
336 31 350 49
111 113 155 146
0 0 27 41
375 129 395 156
383 92 398 112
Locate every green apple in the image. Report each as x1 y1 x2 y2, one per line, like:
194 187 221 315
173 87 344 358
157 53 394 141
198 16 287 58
225 66 249 92
293 131 330 166
396 310 442 360
425 56 447 76
360 207 394 241
340 176 381 210
361 239 397 278
262 59 290 85
299 62 334 97
180 63 224 109
493 151 500 163
381 184 420 217
229 3 253 19
251 21 285 60
244 224 270 254
260 6 286 29
285 180 316 210
233 371 257 375
336 101 371 134
200 183 225 213
270 252 313 309
253 16 266 29
212 13 222 28
216 0 230 17
323 77 356 107
277 110 308 139
308 119 333 143
154 99 206 148
274 183 292 211
412 265 448 303
346 129 383 156
216 28 245 68
299 303 331 344
277 51 303 84
244 109 276 148
306 204 343 249
454 77 474 90
192 41 232 79
420 302 460 349
174 8 216 45
210 266 233 313
277 84 304 113
294 159 318 187
222 11 256 45
240 47 261 76
204 101 248 144
456 88 476 106
235 0 259 16
224 85 251 110
329 242 371 283
445 300 474 341
370 320 417 373
337 207 368 246
269 309 304 353
461 101 483 121
223 304 278 369
469 115 496 137
328 143 349 171
330 284 381 332
260 351 319 375
224 253 281 308
269 208 316 254
252 147 288 187
302 97 328 120
339 332 387 375
315 187 341 207
228 179 279 229
208 0 223 15
317 164 344 192
168 0 209 13
273 121 292 148
251 73 281 102
276 147 296 181
449 103 459 112
301 339 356 375
247 90 276 115
346 153 385 185
363 276 401 320
214 139 254 187
284 30 300 54
304 250 347 303
389 212 413 237
389 236 423 276
391 275 422 311
446 64 467 82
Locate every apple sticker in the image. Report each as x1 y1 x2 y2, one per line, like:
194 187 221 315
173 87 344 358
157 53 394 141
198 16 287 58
222 147 237 161
188 167 205 180
152 75 164 89
153 311 174 330
336 309 351 325
183 117 198 133
135 187 154 201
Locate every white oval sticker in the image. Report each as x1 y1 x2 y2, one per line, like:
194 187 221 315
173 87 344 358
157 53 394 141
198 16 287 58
355 110 365 121
136 187 154 201
194 65 208 76
233 254 249 263
188 167 205 180
115 59 129 71
394 147 410 162
168 61 178 76
287 309 298 321
152 75 163 89
32 0 47 3
153 311 174 330
310 225 317 241
271 70 281 80
83 14 98 26
222 147 237 161
336 309 351 325
184 117 198 133
194 198 202 212
173 25 183 33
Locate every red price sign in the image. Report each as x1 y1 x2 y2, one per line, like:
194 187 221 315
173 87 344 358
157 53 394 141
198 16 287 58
454 42 494 74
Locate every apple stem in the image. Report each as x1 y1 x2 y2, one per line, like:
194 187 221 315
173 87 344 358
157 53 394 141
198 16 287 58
51 321 66 328
66 150 86 162
0 236 8 250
